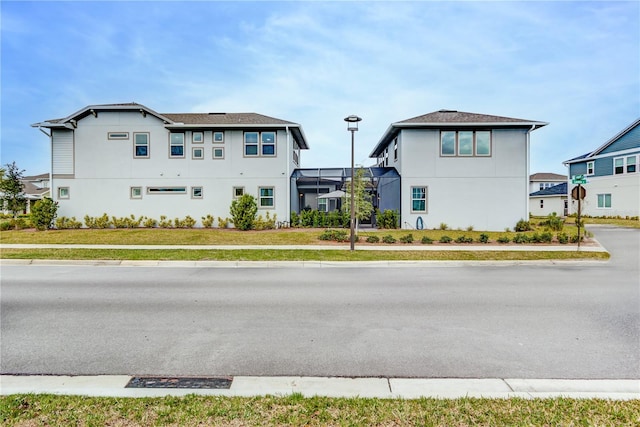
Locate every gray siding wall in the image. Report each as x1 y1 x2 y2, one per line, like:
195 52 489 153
52 129 74 175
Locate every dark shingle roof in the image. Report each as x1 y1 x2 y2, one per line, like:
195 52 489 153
530 182 567 197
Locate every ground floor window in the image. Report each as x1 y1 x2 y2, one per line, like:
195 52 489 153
597 193 611 208
57 187 70 199
191 187 203 199
259 187 274 208
130 187 142 199
233 187 245 198
411 186 427 212
540 200 544 209
318 198 327 212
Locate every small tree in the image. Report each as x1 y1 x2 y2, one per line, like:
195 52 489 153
0 162 26 227
30 197 59 231
230 194 258 230
343 167 373 230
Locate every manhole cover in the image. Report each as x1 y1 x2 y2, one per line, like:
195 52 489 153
126 376 233 389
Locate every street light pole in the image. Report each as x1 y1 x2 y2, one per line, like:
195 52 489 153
344 115 362 251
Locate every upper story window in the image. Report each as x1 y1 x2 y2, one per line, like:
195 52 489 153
244 132 259 156
261 132 276 156
192 132 203 143
441 130 492 157
108 132 129 140
133 132 149 158
615 155 638 174
170 133 185 157
614 157 624 174
393 138 398 162
586 161 594 175
627 155 637 173
244 132 277 157
213 132 224 143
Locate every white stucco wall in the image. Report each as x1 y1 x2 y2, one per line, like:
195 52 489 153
568 174 640 217
398 128 529 231
52 111 293 226
529 196 567 217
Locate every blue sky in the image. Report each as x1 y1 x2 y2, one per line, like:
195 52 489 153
2 1 638 176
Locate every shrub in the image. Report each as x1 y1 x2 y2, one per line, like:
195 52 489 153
399 233 414 243
512 233 531 244
376 209 399 229
0 221 11 231
439 235 452 243
30 197 58 231
366 235 380 243
439 223 449 230
557 232 569 244
201 214 214 228
421 236 433 244
255 212 277 230
515 219 532 232
112 215 143 228
290 211 300 227
466 225 474 232
543 212 564 231
455 235 474 244
539 232 553 243
55 216 82 229
143 217 158 228
183 216 197 228
218 217 230 229
158 215 173 228
479 233 490 244
84 213 111 229
230 194 258 230
382 234 397 244
570 234 584 243
318 229 349 242
497 236 511 244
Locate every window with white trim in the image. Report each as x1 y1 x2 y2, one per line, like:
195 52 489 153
244 132 259 156
233 187 244 198
258 187 274 208
191 187 203 199
627 155 637 173
614 157 624 174
213 147 224 159
192 147 204 159
393 138 398 161
133 132 149 158
170 133 185 157
57 187 70 199
597 193 611 208
318 197 327 212
441 131 492 157
411 186 427 212
192 132 203 143
261 132 276 156
586 161 594 175
213 132 224 143
130 187 142 199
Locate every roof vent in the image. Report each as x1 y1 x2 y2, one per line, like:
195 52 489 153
438 109 458 113
208 112 226 115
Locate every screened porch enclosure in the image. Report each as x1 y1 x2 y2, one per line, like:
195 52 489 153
290 167 400 225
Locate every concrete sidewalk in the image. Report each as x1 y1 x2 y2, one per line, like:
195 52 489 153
1 375 637 400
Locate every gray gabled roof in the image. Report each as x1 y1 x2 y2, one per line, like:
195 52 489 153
370 109 548 157
32 103 309 149
530 172 567 182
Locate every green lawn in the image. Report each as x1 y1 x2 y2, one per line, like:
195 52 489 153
2 394 639 426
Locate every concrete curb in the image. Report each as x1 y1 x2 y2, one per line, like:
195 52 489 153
1 375 638 400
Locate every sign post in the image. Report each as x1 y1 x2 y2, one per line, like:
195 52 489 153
571 175 588 249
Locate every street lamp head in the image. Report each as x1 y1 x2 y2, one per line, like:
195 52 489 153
344 115 362 132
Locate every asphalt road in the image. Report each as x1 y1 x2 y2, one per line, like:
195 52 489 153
1 226 638 379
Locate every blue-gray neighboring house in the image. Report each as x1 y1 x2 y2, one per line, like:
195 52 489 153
563 118 640 218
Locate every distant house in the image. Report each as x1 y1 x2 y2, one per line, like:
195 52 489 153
370 110 547 231
22 173 51 213
529 172 566 194
563 118 640 218
529 182 568 217
32 103 308 225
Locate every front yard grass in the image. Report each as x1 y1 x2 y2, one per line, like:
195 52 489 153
1 394 639 426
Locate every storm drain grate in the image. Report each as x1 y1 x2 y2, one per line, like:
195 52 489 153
126 376 233 389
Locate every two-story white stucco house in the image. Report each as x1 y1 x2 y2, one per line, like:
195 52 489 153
32 103 308 225
529 172 566 193
370 110 547 231
563 118 640 218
